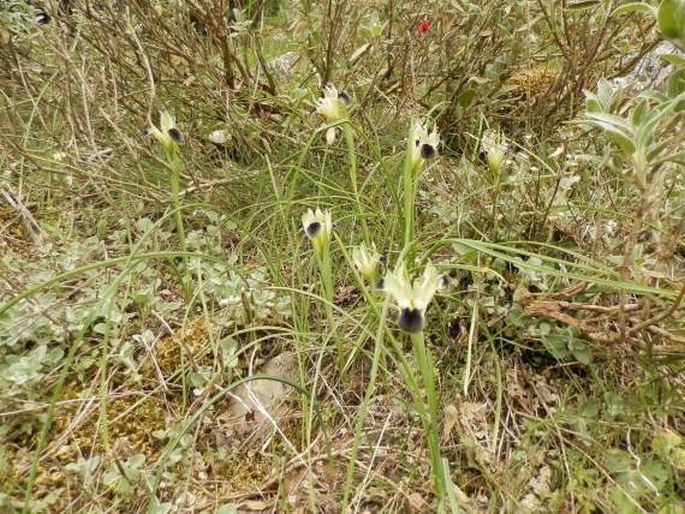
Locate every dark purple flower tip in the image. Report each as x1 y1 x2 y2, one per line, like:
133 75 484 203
168 127 183 143
398 307 424 333
420 143 437 159
305 221 322 238
337 91 351 105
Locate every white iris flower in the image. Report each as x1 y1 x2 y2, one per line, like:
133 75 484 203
352 242 381 285
410 121 440 169
302 208 333 254
315 85 348 123
481 128 507 175
383 261 439 333
146 111 182 154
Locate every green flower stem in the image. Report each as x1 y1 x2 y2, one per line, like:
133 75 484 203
491 170 501 240
403 172 414 249
314 242 336 365
343 122 370 246
169 152 186 253
168 149 190 299
315 240 346 371
314 245 334 326
402 139 418 250
410 330 447 508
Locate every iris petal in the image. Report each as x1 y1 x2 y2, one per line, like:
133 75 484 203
420 143 437 159
168 127 183 143
399 307 424 333
305 221 322 238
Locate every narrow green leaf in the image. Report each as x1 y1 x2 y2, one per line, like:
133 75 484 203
566 0 601 10
631 100 648 126
584 113 636 153
612 2 658 16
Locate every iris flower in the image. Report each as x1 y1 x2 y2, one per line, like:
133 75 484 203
146 111 182 154
481 128 507 175
410 121 440 169
352 243 381 285
315 85 348 123
302 208 332 254
383 261 439 333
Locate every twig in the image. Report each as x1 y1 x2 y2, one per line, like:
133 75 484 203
625 281 685 337
1 184 43 244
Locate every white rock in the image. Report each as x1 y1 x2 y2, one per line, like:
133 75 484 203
208 129 230 145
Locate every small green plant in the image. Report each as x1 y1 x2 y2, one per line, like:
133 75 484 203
402 120 440 248
314 85 370 245
145 111 189 296
582 8 685 348
383 259 452 509
301 207 334 324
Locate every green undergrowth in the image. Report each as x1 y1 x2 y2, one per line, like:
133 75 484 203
1 1 683 512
